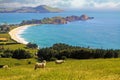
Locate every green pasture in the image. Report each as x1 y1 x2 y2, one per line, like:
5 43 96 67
0 58 120 80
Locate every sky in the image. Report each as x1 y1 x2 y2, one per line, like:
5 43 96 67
0 0 120 10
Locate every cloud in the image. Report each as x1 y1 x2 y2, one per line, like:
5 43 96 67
0 2 25 8
90 1 120 9
0 0 120 10
67 0 120 10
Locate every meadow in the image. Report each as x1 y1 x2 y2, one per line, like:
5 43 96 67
0 58 120 80
0 32 37 54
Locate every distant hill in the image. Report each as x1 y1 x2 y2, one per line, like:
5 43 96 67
0 5 63 13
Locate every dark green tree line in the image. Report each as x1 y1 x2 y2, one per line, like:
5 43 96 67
37 43 120 61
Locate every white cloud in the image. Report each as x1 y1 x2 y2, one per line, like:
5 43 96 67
69 0 86 9
67 0 120 10
0 0 120 10
91 1 120 9
0 2 24 8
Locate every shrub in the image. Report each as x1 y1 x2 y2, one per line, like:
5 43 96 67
1 52 13 58
28 61 32 64
50 57 57 61
37 48 58 61
61 56 67 60
1 49 13 58
12 49 33 59
26 42 38 49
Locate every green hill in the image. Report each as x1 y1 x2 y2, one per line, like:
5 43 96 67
42 5 63 12
0 5 63 13
0 58 120 80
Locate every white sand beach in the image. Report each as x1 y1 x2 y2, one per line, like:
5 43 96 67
9 25 36 44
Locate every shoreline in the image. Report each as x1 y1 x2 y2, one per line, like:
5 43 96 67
9 24 37 44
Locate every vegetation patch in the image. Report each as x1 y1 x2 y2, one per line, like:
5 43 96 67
37 43 120 61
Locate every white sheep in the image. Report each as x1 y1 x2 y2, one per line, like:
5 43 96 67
55 60 65 64
3 65 9 69
34 60 46 70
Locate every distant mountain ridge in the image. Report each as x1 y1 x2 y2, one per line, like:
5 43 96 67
0 5 63 13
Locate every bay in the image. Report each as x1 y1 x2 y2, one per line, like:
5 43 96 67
0 11 120 49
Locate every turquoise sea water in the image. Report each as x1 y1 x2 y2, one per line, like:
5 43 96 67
0 11 120 49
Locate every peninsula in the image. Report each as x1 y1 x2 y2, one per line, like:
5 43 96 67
20 14 94 25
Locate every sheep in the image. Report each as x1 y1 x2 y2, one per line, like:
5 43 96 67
55 60 65 64
3 65 9 69
34 60 46 70
0 65 9 69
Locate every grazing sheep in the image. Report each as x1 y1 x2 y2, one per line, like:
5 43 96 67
3 65 9 69
34 60 46 70
55 60 65 64
0 65 9 69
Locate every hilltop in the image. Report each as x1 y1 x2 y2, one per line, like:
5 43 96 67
0 5 63 13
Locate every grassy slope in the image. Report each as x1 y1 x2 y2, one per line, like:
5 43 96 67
43 5 63 12
0 33 11 42
0 27 16 43
2 44 37 54
0 58 120 80
0 27 37 54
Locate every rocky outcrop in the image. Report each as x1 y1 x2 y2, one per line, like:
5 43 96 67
80 14 94 20
65 16 81 22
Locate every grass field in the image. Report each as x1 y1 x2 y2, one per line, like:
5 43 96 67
0 58 120 80
0 29 37 54
2 44 37 54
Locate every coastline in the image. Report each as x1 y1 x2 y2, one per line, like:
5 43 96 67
9 24 36 44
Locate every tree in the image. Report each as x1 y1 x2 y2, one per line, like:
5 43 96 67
12 49 33 59
37 43 120 61
37 48 58 61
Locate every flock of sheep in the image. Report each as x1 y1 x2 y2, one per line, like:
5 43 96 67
34 60 65 70
0 60 65 70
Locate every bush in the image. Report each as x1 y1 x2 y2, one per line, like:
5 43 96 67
50 57 57 61
28 61 32 64
26 42 38 49
1 49 13 58
61 56 67 60
1 52 13 58
12 49 33 59
37 48 58 61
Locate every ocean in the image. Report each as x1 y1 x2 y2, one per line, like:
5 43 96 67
0 11 120 49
